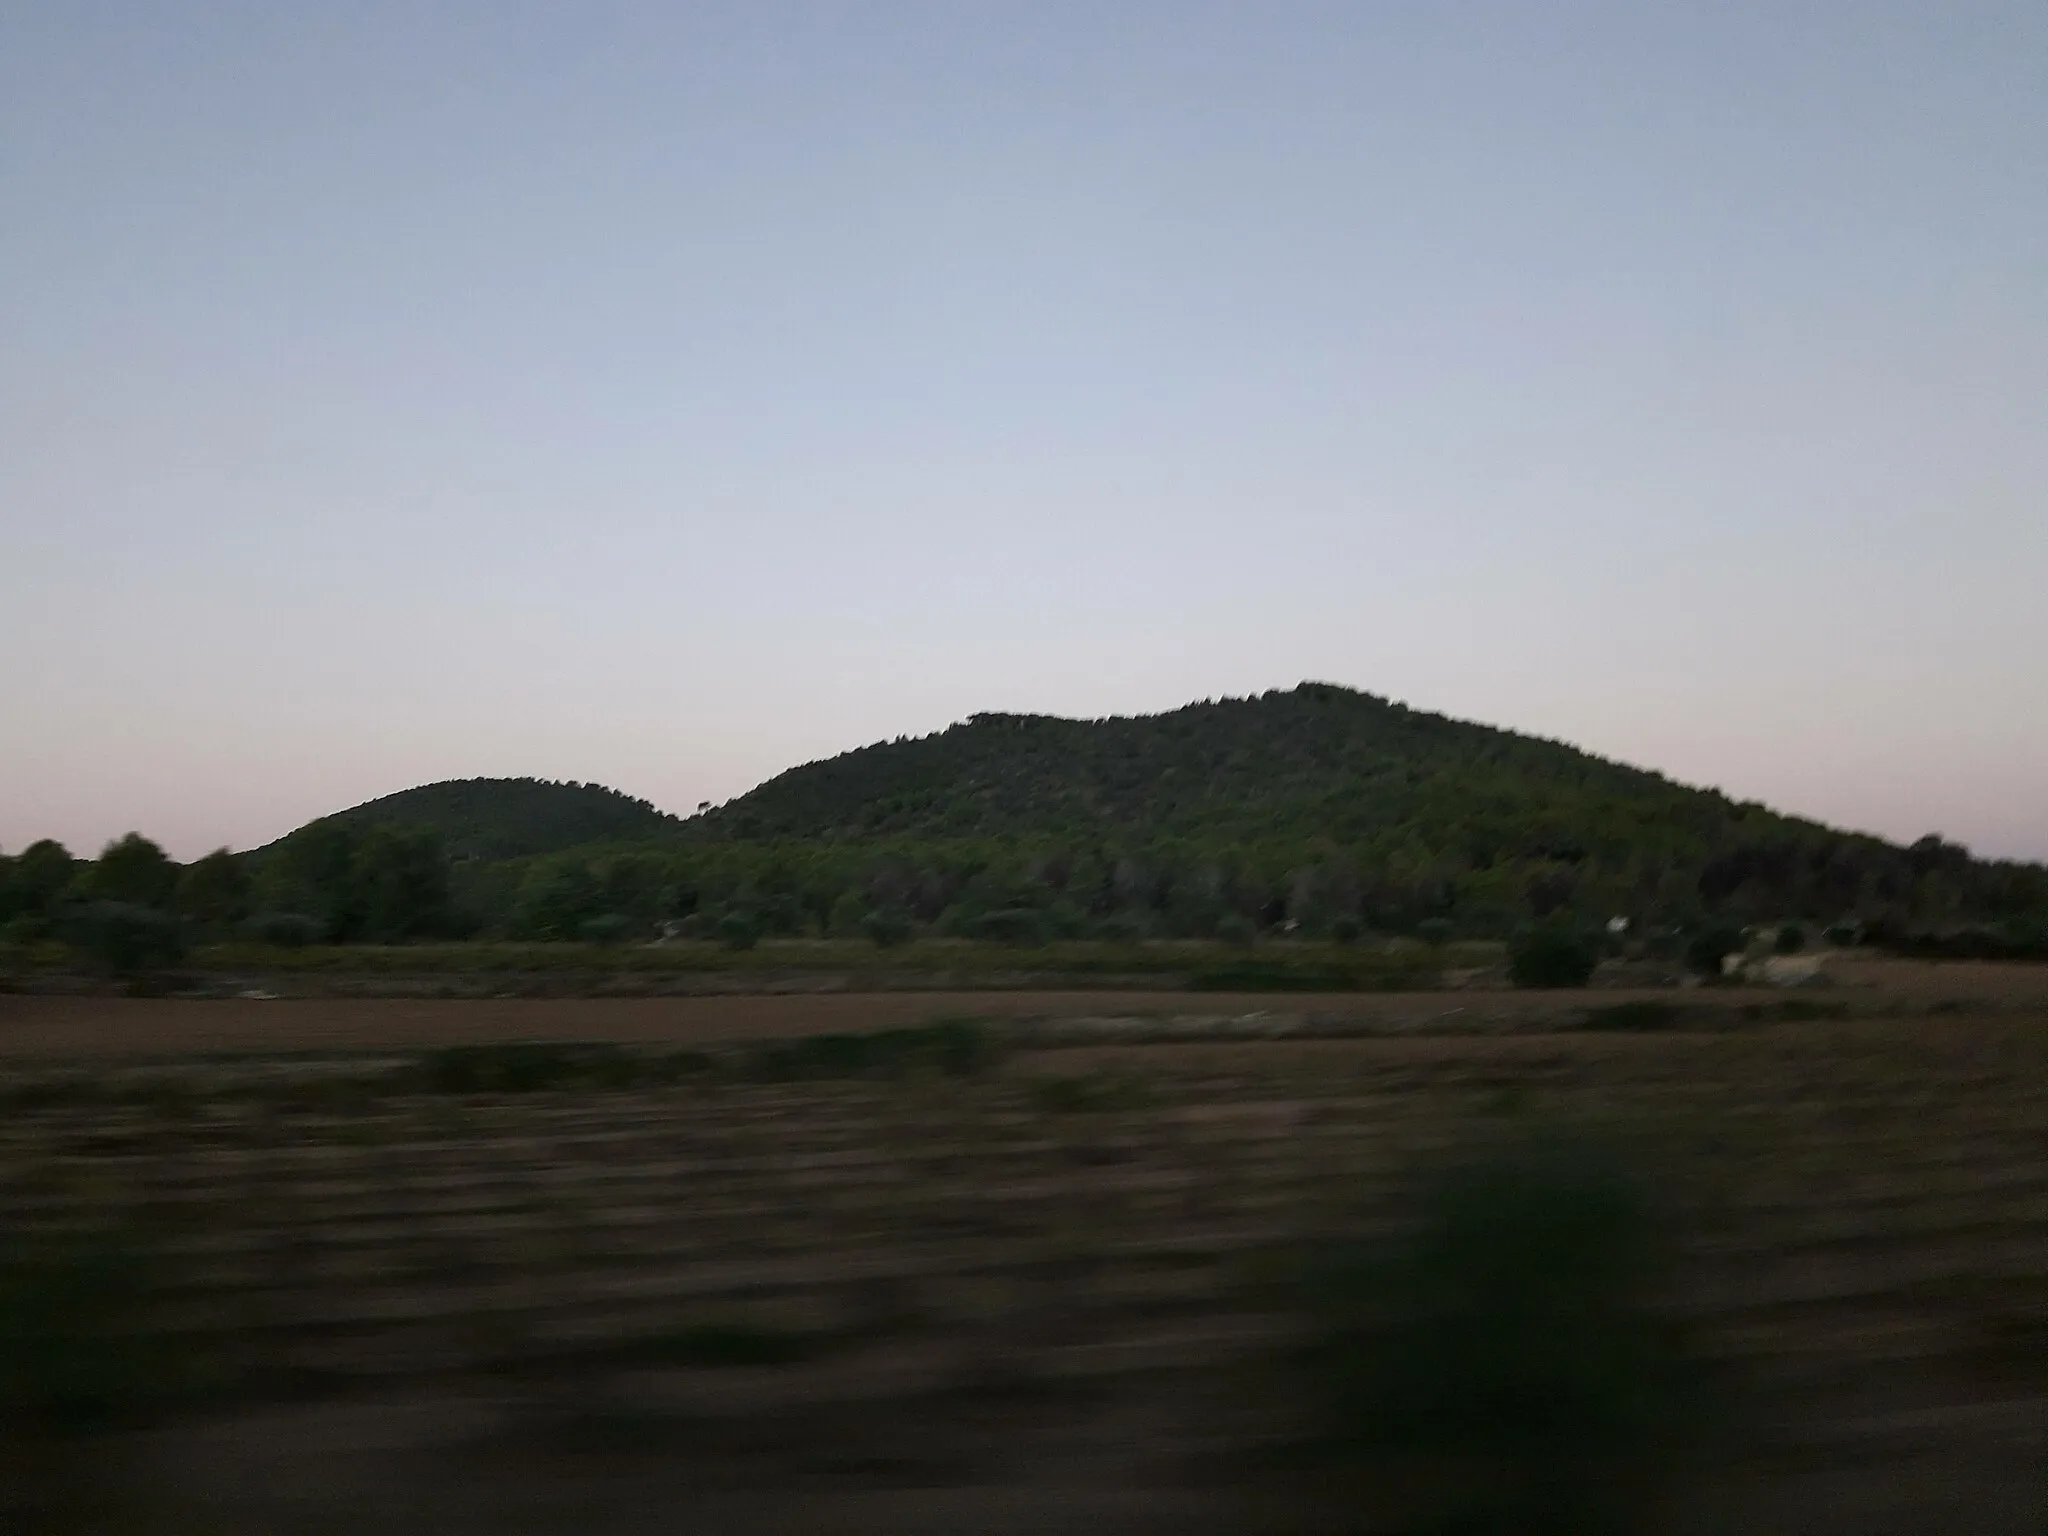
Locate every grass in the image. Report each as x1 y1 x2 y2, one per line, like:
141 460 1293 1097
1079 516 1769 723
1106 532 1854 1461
0 1230 196 1436
1307 1132 1711 1534
1026 1073 1152 1113
745 1018 996 1080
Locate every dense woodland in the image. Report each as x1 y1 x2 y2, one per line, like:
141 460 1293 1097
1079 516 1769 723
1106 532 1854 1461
5 686 2046 960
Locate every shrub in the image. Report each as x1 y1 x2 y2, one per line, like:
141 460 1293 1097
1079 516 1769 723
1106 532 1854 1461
1329 915 1364 944
716 911 760 952
1684 927 1744 980
860 908 913 948
1310 1135 1707 1533
578 913 635 947
58 902 187 977
0 1232 187 1434
1508 927 1597 989
1214 912 1256 947
1415 917 1454 947
970 907 1051 945
747 1019 994 1080
1773 923 1806 955
241 911 325 948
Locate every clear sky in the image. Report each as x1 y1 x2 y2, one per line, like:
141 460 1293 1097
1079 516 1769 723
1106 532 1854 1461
4 2 2044 861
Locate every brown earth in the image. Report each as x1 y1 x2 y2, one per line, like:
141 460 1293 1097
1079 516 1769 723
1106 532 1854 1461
4 974 2048 1532
6 956 2048 1058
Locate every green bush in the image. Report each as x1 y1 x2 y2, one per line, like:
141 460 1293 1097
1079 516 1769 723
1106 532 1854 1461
746 1019 994 1080
1684 927 1744 980
58 901 188 977
1214 913 1256 946
1507 928 1597 988
1415 917 1455 947
578 913 635 947
1311 1136 1707 1533
1773 923 1805 955
716 911 760 952
241 910 324 948
1329 915 1364 944
0 1232 187 1434
861 908 913 948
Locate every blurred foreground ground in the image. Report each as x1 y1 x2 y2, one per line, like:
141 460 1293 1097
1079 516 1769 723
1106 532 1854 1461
2 964 2045 1532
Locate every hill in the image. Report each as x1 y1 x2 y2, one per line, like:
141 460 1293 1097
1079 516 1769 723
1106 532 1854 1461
272 778 682 863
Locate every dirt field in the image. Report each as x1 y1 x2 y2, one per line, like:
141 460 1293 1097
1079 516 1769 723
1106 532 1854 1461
5 966 2047 1532
6 957 2047 1058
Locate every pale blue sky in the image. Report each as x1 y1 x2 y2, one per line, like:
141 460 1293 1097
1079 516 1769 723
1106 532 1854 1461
3 2 2044 860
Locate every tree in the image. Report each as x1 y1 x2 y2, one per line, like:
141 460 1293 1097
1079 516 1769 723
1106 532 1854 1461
349 825 454 941
175 848 253 929
60 901 187 977
88 834 179 908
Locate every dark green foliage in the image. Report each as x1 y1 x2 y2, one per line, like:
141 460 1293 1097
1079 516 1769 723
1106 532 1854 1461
1311 1136 1707 1534
746 1019 994 1080
174 847 252 928
1414 917 1454 947
578 913 635 946
259 776 680 861
1684 927 1744 979
86 832 179 907
1508 928 1598 989
861 907 912 948
261 820 455 941
59 901 187 977
241 911 324 947
12 839 75 914
1329 914 1364 944
1774 923 1805 954
716 911 760 951
1213 912 1256 946
1581 1002 1679 1032
0 1232 186 1434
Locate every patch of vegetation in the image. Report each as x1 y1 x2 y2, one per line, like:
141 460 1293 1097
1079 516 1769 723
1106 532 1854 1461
58 900 188 977
1507 927 1597 989
416 1042 712 1094
0 1231 194 1435
1580 1001 1681 1032
745 1019 996 1081
1190 959 1362 991
1684 927 1745 981
1308 1134 1711 1534
1027 1073 1151 1113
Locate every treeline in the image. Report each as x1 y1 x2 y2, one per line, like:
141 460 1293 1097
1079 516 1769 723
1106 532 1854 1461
12 818 2039 968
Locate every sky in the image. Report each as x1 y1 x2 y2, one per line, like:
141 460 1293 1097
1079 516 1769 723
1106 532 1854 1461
3 1 2044 861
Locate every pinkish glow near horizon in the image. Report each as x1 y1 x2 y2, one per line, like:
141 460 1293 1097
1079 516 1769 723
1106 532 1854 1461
3 4 2044 863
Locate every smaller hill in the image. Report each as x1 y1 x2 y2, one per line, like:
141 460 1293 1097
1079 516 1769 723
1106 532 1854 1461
269 778 682 861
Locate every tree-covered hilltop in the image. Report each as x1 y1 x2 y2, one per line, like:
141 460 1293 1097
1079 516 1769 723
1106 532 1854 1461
6 686 2046 952
263 778 683 862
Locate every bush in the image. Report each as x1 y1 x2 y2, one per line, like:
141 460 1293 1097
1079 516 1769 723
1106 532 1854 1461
716 911 760 952
1582 1001 1679 1033
241 911 325 948
1684 927 1744 980
1329 915 1364 944
578 913 635 947
1773 923 1806 955
969 907 1051 945
0 1231 188 1434
1415 917 1454 947
58 902 187 977
1508 927 1597 989
860 908 912 948
1311 1135 1707 1533
1214 912 1256 947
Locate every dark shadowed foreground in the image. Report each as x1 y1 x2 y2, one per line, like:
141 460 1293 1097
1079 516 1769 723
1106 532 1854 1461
3 1009 2046 1532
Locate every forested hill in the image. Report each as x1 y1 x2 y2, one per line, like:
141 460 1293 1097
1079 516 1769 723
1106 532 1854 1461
700 684 1784 850
269 778 681 862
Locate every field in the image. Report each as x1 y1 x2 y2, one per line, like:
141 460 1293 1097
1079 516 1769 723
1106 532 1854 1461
3 961 2047 1532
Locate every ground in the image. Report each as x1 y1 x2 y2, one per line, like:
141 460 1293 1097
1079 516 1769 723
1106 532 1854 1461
2 960 2045 1532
